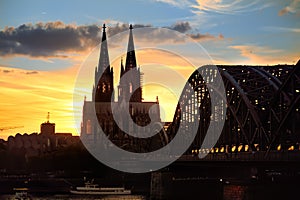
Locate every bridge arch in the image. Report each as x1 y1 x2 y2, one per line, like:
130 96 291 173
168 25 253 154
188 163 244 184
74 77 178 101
168 61 300 158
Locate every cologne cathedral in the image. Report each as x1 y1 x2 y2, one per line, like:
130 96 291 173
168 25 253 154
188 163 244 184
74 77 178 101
81 24 168 152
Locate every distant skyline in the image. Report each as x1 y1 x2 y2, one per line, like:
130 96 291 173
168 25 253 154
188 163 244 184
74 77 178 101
0 0 299 140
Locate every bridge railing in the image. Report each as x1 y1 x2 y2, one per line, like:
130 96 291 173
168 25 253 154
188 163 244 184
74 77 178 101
179 151 300 162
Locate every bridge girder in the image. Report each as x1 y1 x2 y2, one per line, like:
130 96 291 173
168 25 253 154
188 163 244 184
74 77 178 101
168 61 300 157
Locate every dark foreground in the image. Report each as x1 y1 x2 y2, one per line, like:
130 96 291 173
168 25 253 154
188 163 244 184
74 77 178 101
1 142 300 199
1 163 300 200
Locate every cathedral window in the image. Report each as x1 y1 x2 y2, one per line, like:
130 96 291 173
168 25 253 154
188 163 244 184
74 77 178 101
102 83 106 93
86 119 92 134
47 138 51 147
129 83 133 93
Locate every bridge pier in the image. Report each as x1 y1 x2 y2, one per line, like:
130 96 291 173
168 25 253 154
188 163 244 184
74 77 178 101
150 171 172 200
149 160 300 199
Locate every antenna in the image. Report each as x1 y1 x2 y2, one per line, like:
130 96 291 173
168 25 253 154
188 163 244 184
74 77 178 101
47 112 50 123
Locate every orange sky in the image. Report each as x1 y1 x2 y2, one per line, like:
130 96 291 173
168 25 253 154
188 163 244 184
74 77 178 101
1 45 298 141
0 47 201 140
0 65 79 140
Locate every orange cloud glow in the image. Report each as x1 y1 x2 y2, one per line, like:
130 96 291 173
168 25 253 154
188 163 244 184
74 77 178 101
278 0 300 16
229 45 299 65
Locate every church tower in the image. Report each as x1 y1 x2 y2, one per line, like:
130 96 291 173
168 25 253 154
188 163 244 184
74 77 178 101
118 24 142 102
93 24 114 102
81 23 162 152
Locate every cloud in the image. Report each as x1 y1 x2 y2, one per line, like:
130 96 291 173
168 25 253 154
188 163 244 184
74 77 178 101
157 0 273 14
0 21 224 58
25 71 39 75
167 21 191 33
107 21 192 44
230 44 299 64
263 26 300 33
107 23 152 36
2 69 13 73
188 33 224 41
278 0 300 16
127 21 223 45
0 21 101 58
124 26 223 47
155 0 192 8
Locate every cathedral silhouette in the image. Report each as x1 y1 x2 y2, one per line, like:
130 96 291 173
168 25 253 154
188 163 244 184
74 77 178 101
81 24 167 152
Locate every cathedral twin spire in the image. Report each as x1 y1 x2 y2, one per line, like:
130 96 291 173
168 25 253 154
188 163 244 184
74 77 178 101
93 24 114 102
125 24 137 71
97 24 110 75
94 24 142 103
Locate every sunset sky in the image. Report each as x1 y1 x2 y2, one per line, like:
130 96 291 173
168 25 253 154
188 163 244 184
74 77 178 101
0 0 299 140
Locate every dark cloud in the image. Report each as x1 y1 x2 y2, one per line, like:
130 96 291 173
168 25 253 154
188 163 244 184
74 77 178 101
2 69 13 73
25 71 38 75
0 21 100 57
106 23 152 37
0 68 38 75
0 21 224 58
0 22 154 58
106 23 128 37
188 33 224 41
107 21 221 47
168 21 191 33
165 21 224 42
133 24 152 29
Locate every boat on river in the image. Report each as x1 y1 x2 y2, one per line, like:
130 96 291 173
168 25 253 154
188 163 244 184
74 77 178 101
70 178 131 195
13 188 31 200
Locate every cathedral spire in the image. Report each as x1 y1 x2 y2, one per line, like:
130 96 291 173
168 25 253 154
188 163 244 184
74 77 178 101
120 57 124 78
125 24 137 71
118 24 142 102
94 24 114 102
98 24 110 74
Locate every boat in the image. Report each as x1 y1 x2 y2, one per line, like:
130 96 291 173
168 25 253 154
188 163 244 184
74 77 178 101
13 188 31 200
70 178 131 195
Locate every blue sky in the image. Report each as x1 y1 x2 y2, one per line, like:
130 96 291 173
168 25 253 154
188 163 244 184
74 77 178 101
1 0 299 70
0 0 193 27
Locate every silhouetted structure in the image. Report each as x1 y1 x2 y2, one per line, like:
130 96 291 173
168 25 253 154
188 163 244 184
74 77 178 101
81 24 166 152
40 112 55 135
80 23 300 159
118 24 142 102
168 61 300 160
93 24 114 103
5 115 78 157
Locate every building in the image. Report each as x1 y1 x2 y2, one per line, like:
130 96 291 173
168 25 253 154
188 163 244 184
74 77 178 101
6 116 79 161
40 112 55 135
81 24 167 152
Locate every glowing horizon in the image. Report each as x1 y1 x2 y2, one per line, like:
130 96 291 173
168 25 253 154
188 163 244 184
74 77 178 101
1 58 298 141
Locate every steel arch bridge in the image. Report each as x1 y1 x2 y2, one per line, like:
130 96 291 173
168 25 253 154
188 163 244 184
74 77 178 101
167 60 300 160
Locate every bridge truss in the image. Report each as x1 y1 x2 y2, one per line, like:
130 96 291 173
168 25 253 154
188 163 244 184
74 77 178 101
167 61 300 159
